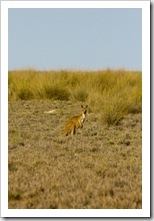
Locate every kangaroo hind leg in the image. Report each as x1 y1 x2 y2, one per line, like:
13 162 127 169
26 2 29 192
71 124 76 135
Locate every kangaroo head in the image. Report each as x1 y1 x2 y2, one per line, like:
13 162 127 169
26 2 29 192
81 105 88 115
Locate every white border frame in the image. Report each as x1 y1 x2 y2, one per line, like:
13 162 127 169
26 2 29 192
1 1 150 218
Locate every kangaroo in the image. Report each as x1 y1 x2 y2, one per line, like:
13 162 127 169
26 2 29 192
64 105 88 136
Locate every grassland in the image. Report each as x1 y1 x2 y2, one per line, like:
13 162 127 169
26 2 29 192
9 69 141 125
8 69 142 209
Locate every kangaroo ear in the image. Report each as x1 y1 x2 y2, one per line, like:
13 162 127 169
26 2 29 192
81 105 83 108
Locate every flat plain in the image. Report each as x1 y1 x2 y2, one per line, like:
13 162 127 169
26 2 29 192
8 99 142 209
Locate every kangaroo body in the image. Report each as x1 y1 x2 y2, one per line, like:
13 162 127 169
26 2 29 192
64 105 88 136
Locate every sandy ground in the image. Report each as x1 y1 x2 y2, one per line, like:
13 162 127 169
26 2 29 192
8 100 142 209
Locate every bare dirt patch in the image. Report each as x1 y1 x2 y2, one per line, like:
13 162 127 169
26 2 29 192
8 100 142 209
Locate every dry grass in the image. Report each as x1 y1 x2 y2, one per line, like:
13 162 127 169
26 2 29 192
8 69 142 125
8 100 142 209
8 69 142 208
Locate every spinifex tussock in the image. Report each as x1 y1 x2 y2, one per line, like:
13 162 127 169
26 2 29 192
8 69 141 125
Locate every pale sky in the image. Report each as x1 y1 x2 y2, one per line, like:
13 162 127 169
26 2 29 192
8 8 142 71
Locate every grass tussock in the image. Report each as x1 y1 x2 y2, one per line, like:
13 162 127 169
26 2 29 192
44 84 70 100
8 69 142 125
71 85 89 102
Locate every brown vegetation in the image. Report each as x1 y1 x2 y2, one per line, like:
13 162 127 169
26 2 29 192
8 69 141 125
8 70 142 208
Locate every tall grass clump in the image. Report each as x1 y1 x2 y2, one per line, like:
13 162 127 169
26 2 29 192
44 84 70 100
8 70 36 100
100 91 132 126
71 85 89 102
8 69 141 125
87 70 142 125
